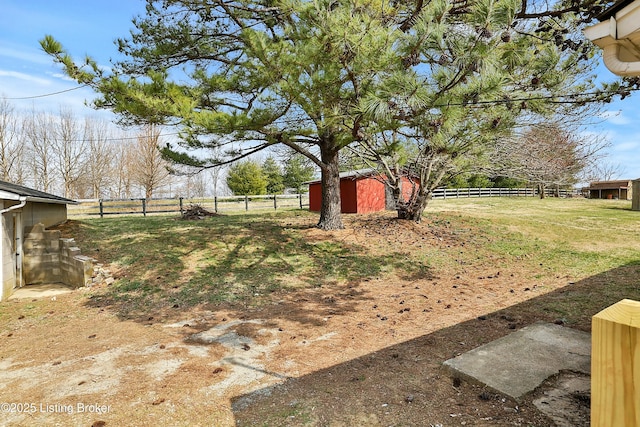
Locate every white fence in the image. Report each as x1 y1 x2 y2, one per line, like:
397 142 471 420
431 187 577 199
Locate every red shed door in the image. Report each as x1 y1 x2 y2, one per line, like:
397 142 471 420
340 179 358 213
308 183 322 211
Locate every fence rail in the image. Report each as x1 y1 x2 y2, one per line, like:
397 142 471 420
431 187 577 199
68 194 310 218
68 187 578 218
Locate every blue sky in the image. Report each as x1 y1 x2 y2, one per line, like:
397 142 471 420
1 0 639 181
0 0 144 114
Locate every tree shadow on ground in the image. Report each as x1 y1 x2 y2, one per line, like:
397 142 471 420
81 213 434 323
230 262 640 427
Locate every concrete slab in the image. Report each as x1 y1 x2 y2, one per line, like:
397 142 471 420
8 283 73 300
443 322 591 400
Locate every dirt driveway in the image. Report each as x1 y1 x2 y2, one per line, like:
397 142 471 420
0 212 623 426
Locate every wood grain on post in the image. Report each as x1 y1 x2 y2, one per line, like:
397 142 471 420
591 299 640 427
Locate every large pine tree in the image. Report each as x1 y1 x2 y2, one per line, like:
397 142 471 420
41 0 636 226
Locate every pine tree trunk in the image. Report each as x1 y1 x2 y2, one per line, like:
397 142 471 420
392 176 430 221
316 146 344 230
397 191 430 222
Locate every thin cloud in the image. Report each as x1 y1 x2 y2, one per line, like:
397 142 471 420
612 137 640 152
0 70 50 86
599 110 631 125
49 72 77 83
0 45 51 66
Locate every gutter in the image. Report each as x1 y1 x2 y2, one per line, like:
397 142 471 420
583 4 640 76
600 35 640 76
0 197 27 214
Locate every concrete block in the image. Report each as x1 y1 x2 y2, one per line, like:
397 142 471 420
67 247 81 257
443 322 590 400
21 223 93 288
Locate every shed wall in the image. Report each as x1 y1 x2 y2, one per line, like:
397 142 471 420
309 174 419 214
22 202 67 228
400 177 419 202
356 178 386 213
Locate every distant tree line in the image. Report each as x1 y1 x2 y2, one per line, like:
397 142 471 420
44 0 638 226
0 98 232 200
0 95 617 203
226 155 315 196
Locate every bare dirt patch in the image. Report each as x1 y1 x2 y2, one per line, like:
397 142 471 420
1 211 635 426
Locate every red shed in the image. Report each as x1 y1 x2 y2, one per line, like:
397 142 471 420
307 169 417 214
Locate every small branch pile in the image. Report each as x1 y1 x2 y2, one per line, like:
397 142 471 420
180 204 218 220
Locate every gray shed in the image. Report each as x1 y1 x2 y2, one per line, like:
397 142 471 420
0 181 77 301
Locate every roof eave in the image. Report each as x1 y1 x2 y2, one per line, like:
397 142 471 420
0 190 76 205
25 196 78 205
584 1 640 76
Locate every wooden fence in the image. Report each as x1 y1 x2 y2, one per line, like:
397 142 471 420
68 187 579 218
69 194 310 218
431 187 578 199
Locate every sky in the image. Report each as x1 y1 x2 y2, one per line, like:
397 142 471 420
1 0 639 182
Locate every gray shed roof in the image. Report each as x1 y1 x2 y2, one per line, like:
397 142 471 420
0 181 76 204
304 168 378 185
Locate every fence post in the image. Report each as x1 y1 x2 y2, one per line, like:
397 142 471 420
179 197 183 215
591 299 640 427
214 196 218 213
245 195 249 211
299 193 303 209
99 199 104 218
142 199 147 217
273 195 277 210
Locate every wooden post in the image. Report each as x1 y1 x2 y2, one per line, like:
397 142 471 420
142 199 147 217
299 193 303 209
591 299 640 427
273 195 277 210
99 199 104 218
179 197 183 215
245 195 249 211
214 196 218 213
632 180 640 211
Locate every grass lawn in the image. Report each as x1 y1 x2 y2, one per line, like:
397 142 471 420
68 197 640 323
6 196 633 426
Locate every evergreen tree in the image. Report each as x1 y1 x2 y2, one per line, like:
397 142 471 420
42 0 638 225
284 155 316 194
226 160 267 196
262 157 285 195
